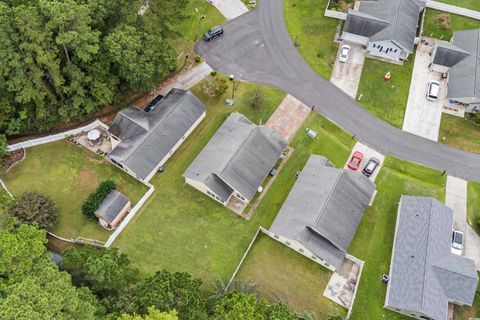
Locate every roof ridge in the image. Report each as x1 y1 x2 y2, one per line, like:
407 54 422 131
420 197 434 312
433 254 478 279
120 107 149 130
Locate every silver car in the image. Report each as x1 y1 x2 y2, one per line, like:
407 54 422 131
339 45 350 63
426 80 440 101
451 229 464 255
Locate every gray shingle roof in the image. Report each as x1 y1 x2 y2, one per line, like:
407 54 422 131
385 196 478 320
108 89 206 181
183 113 287 202
269 155 376 269
447 29 480 100
343 9 390 38
359 0 424 52
433 40 470 68
94 190 130 224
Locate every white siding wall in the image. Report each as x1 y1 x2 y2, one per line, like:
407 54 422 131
341 32 370 46
367 40 405 61
263 229 337 272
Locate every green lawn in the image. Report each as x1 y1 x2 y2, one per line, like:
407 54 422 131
356 58 415 128
170 0 226 69
439 113 480 154
468 182 480 235
437 0 480 11
235 233 346 319
2 141 147 241
284 0 339 79
113 79 354 290
423 9 480 41
349 157 446 319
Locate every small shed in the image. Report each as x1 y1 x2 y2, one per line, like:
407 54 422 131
94 190 131 230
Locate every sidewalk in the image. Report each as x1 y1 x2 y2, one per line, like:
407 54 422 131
212 0 248 20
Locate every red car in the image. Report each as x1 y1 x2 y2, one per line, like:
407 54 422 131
348 151 364 170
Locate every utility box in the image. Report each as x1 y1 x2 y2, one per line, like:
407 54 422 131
307 129 317 139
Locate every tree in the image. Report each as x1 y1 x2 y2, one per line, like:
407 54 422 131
105 25 176 90
213 291 298 320
61 246 137 300
118 307 178 320
9 192 57 230
201 75 228 97
0 221 100 319
0 134 7 158
248 87 265 109
136 270 206 320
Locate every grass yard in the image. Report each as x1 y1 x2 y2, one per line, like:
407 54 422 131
284 0 339 79
2 141 147 241
235 233 346 319
356 57 415 128
422 9 480 41
349 157 446 319
113 76 354 292
468 182 480 235
170 0 226 69
437 0 480 11
439 113 480 154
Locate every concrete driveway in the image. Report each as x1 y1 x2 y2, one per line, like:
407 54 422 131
344 142 384 182
330 43 366 98
402 42 446 141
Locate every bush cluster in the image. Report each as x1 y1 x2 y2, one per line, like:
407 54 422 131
82 180 116 218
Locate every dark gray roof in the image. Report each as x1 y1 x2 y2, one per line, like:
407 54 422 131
108 89 206 180
94 190 130 224
448 29 480 100
269 155 376 269
359 0 423 52
385 196 478 320
183 113 287 201
433 40 470 68
343 9 390 38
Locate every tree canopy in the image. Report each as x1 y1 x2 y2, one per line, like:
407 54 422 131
0 0 184 135
118 307 178 320
9 192 57 229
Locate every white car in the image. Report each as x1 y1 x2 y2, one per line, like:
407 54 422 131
339 45 350 63
426 80 440 101
451 229 464 255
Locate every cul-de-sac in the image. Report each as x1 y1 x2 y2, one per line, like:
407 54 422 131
1 0 480 319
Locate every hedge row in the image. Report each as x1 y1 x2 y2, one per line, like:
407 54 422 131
82 180 116 218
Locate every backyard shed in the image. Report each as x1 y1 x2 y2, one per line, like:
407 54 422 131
94 190 131 230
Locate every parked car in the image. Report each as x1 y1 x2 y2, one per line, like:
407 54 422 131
347 151 363 171
451 229 464 255
339 45 350 63
426 80 440 101
144 94 164 113
269 167 277 176
362 157 381 177
203 26 224 41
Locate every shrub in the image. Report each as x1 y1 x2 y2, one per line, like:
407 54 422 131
476 218 480 231
201 75 228 97
195 55 202 63
82 180 116 218
0 134 7 158
210 70 217 77
248 87 265 109
9 192 57 230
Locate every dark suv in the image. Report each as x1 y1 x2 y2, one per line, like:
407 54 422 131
362 157 380 177
203 26 224 41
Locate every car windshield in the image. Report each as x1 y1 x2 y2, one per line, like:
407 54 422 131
453 232 463 244
352 158 360 166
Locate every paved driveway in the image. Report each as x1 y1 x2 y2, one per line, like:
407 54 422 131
212 0 248 20
330 43 366 98
402 43 446 141
344 142 384 182
195 0 480 181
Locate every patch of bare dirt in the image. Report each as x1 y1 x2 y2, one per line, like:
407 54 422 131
1 149 25 171
436 13 451 30
77 167 99 188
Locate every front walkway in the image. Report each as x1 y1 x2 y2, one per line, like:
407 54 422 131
330 42 366 98
426 0 480 20
402 41 446 141
211 0 248 20
446 176 480 270
264 94 311 141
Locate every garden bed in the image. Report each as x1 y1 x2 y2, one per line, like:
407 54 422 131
1 149 25 171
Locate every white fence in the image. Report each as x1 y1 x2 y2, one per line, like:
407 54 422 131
105 182 155 247
7 119 108 152
426 0 480 20
325 10 347 20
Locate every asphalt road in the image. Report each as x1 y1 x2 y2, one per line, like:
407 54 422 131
195 0 480 181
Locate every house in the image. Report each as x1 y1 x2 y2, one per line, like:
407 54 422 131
446 29 480 112
108 89 206 182
183 113 287 214
94 190 131 230
385 196 478 320
267 155 376 271
342 0 425 62
429 40 470 74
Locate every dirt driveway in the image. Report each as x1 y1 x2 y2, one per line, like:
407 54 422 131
330 42 366 98
264 94 311 141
